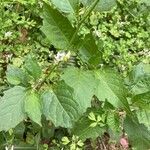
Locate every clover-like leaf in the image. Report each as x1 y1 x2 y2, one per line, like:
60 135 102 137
72 115 105 140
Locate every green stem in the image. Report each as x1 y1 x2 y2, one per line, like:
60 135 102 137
34 0 100 90
2 132 8 145
68 0 100 49
34 64 58 90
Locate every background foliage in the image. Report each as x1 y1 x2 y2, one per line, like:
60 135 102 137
0 0 150 150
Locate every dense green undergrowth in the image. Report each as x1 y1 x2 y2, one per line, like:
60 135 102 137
0 0 150 150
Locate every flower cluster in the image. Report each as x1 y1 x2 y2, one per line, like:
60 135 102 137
5 145 14 150
4 31 12 38
54 51 71 63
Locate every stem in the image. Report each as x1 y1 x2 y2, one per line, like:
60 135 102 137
34 64 58 90
68 0 100 49
2 132 8 145
15 2 20 13
34 0 100 90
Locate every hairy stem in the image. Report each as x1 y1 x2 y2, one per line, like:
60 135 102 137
34 64 58 90
68 0 100 49
34 0 100 90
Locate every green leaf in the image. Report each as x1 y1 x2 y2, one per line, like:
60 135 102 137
72 115 104 140
25 91 42 126
42 81 80 128
41 3 78 50
131 75 150 95
24 56 42 80
128 63 150 95
0 86 26 131
107 112 121 133
90 122 98 127
136 110 150 131
51 0 79 15
94 69 131 112
6 65 30 86
62 67 96 112
62 136 70 145
129 63 150 82
41 4 102 66
80 0 116 12
132 91 150 109
79 34 102 66
88 112 96 121
0 132 5 149
141 0 150 6
14 123 25 140
124 116 150 150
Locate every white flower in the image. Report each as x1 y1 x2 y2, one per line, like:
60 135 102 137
11 145 14 150
38 1 43 8
64 51 71 61
54 52 66 63
5 146 8 150
54 51 71 63
99 64 104 67
93 29 101 38
5 145 14 150
5 31 12 38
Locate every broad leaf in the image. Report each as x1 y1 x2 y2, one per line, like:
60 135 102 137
41 4 102 66
25 91 42 126
94 69 131 113
132 91 150 109
128 63 150 95
136 110 150 131
79 34 102 66
14 123 25 140
41 3 78 50
42 82 80 128
50 0 79 15
0 86 26 131
124 116 150 150
131 75 150 95
141 0 150 6
62 67 96 112
72 115 105 140
129 63 150 82
24 56 42 80
107 112 121 133
80 0 116 12
6 65 30 86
